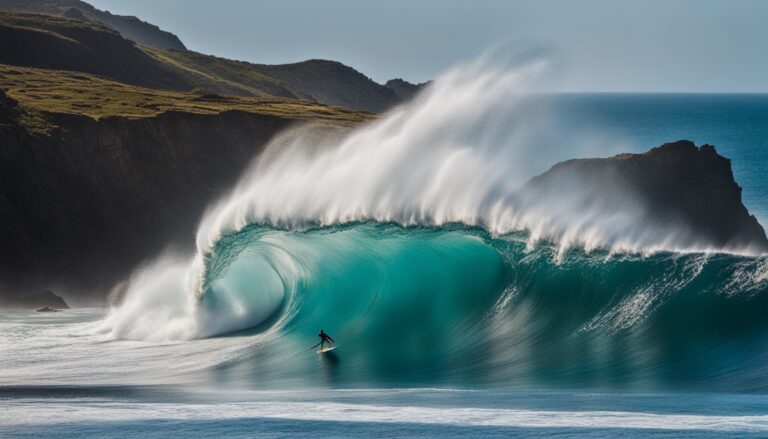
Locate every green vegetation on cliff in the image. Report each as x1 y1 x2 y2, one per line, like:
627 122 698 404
0 65 372 132
0 11 190 91
143 48 402 112
141 48 302 99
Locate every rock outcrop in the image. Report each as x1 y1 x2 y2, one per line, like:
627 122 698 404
526 140 768 252
2 290 69 309
384 78 429 101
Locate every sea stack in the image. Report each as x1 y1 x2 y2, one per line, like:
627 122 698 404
525 140 768 252
2 290 70 310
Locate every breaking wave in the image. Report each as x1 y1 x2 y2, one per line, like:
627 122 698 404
97 49 768 390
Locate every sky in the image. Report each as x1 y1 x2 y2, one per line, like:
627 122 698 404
89 0 768 92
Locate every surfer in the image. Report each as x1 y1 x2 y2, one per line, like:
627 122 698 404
318 329 334 350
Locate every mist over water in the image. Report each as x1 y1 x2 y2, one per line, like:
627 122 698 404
196 51 554 247
102 49 559 342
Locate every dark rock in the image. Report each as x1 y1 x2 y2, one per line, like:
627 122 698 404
36 306 60 312
257 60 403 112
0 96 296 302
61 7 86 21
3 290 69 309
384 78 430 101
525 140 768 251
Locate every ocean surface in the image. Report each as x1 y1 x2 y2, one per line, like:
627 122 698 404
3 92 768 438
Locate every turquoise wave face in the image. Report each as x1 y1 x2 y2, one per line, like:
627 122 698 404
198 223 768 390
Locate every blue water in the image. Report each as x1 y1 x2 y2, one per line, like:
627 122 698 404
3 94 768 438
187 224 768 391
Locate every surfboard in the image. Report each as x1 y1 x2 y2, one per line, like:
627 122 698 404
317 346 336 353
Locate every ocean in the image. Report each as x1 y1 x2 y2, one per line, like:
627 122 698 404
3 89 768 437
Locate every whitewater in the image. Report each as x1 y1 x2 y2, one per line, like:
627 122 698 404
3 51 768 437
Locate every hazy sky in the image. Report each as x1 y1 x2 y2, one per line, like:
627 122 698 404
89 0 768 92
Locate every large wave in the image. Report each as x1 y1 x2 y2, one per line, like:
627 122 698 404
97 50 768 390
97 223 768 389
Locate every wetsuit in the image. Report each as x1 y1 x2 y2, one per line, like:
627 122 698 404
319 331 334 349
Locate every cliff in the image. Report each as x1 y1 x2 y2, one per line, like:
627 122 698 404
526 140 768 251
0 71 370 301
0 0 186 49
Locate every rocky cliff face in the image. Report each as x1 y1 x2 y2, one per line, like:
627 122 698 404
0 90 300 300
526 140 768 252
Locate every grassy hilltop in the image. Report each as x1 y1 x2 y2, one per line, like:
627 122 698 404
0 10 413 112
0 65 372 131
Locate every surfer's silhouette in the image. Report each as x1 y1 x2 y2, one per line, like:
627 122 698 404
318 329 334 350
